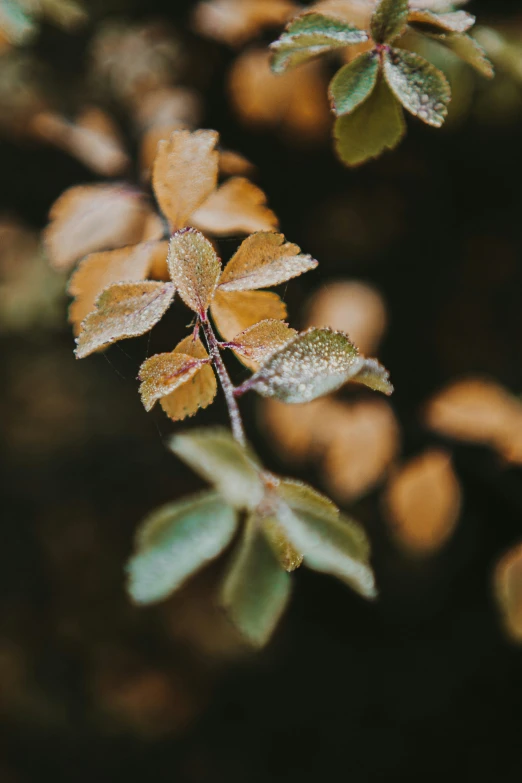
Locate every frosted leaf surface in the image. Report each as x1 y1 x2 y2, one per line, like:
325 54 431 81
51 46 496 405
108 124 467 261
262 515 303 571
68 241 162 334
167 228 221 315
370 0 408 44
353 357 393 394
329 51 379 116
152 128 219 230
334 76 405 166
219 231 317 291
127 491 237 604
219 514 292 647
75 281 175 358
168 428 264 510
442 33 494 78
407 9 475 34
383 48 450 127
270 12 368 73
247 328 363 403
210 288 287 341
138 351 209 412
192 177 279 236
278 477 340 518
159 336 217 421
229 319 297 370
44 184 155 271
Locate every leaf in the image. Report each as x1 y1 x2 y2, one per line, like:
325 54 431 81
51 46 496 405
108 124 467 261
159 336 217 421
270 12 368 74
210 289 287 341
370 0 408 44
277 477 340 518
168 428 264 510
245 327 391 403
262 515 303 571
68 241 162 335
441 33 494 79
219 149 256 177
322 398 400 503
334 75 405 166
228 319 297 370
138 350 210 413
277 500 376 597
127 492 238 604
494 543 522 643
167 228 221 315
193 0 299 48
44 184 156 272
408 9 475 35
329 51 379 116
220 514 292 647
192 178 279 236
305 280 387 355
75 281 175 359
152 129 219 231
219 232 317 291
383 449 461 556
383 48 450 127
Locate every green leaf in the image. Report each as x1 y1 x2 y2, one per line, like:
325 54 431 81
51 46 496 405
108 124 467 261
270 12 368 74
168 428 264 510
220 514 292 647
329 51 380 117
370 0 409 44
278 478 340 519
246 327 392 403
334 76 406 166
383 48 451 127
277 502 376 598
440 33 494 79
127 492 237 604
353 357 394 395
408 9 475 36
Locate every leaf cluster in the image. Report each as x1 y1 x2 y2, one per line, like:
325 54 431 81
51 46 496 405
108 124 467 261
269 0 494 165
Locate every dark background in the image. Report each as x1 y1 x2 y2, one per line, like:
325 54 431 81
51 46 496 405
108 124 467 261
1 1 522 780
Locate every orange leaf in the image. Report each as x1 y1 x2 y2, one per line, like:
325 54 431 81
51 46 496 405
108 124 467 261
322 398 400 503
495 543 522 643
229 319 297 370
210 288 287 341
139 346 210 412
44 184 155 271
192 177 278 236
305 280 387 355
193 0 299 47
219 149 256 177
147 240 170 281
219 231 317 291
160 336 217 421
152 129 219 231
75 281 175 359
383 449 461 557
68 241 164 334
167 229 221 315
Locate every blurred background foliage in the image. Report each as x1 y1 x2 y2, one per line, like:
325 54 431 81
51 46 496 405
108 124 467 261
1 0 522 781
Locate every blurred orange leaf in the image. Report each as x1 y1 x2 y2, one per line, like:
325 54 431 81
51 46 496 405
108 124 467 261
210 289 287 341
192 177 279 236
495 543 522 643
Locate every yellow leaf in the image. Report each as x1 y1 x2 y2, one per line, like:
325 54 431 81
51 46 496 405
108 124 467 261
44 184 156 271
160 336 217 421
192 177 278 236
193 0 299 47
219 231 317 291
75 281 175 358
219 149 256 177
152 128 219 231
228 319 297 370
68 241 164 334
167 228 221 315
383 449 461 557
210 288 287 341
495 543 522 643
138 346 210 413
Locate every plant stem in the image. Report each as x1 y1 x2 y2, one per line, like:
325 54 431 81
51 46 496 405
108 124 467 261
201 317 247 447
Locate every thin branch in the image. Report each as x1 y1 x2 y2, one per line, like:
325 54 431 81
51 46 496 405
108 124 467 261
201 316 247 447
